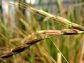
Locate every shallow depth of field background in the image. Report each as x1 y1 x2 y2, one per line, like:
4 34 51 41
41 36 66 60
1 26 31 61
0 0 84 63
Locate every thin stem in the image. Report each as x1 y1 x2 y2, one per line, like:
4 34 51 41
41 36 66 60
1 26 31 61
40 44 57 63
49 38 69 63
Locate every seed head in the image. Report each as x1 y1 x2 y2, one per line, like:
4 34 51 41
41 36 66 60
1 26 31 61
70 23 84 31
12 46 26 53
62 29 78 35
0 52 13 58
25 38 43 45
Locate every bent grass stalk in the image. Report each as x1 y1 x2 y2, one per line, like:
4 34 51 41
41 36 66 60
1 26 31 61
9 2 84 31
0 29 84 61
0 38 43 61
28 6 84 31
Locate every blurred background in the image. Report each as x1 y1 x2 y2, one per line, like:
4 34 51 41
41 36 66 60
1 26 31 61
0 0 84 63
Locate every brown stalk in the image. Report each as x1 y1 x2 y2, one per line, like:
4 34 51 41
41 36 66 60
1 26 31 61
0 38 43 61
0 30 83 61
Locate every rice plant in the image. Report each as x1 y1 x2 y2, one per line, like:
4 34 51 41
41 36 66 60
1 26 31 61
0 0 84 63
